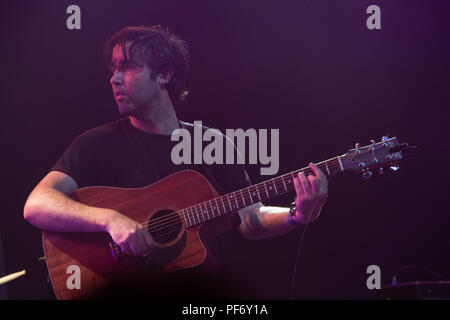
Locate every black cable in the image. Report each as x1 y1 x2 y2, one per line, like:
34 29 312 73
289 218 311 300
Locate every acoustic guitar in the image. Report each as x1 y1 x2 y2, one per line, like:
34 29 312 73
42 136 415 299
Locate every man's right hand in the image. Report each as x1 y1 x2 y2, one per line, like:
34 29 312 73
106 211 154 256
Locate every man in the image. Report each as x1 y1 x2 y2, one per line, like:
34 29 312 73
23 25 328 298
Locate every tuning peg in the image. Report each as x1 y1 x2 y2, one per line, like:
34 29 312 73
362 171 373 179
382 135 390 141
370 139 376 144
390 165 400 171
355 143 361 148
378 167 384 175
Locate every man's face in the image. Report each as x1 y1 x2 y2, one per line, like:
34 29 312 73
109 43 160 116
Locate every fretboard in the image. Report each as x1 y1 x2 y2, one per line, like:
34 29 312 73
181 156 343 228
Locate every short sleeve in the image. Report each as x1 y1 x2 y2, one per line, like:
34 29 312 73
50 134 99 188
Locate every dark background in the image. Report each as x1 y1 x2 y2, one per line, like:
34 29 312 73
1 0 449 299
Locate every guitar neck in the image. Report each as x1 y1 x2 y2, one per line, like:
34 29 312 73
181 156 343 228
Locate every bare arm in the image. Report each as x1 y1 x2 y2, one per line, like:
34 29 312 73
238 203 299 240
23 171 153 256
24 171 113 232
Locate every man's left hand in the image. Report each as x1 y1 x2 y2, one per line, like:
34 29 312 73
292 162 328 225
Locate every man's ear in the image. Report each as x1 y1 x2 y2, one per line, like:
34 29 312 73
157 67 174 85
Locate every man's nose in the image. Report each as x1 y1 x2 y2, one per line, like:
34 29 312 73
110 71 123 85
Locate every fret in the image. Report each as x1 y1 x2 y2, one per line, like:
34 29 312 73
196 205 202 222
337 156 344 171
282 175 287 191
248 187 254 203
264 183 269 198
185 208 191 226
189 207 194 225
186 208 191 225
325 161 330 175
227 195 233 212
208 201 213 219
273 179 278 194
198 206 203 223
211 200 217 217
211 200 217 218
232 193 238 209
214 197 220 216
194 208 198 225
197 205 205 223
285 175 292 185
256 186 261 201
203 202 209 220
240 189 246 207
220 196 227 214
190 207 197 225
191 208 196 225
267 183 274 195
182 210 189 227
195 205 205 223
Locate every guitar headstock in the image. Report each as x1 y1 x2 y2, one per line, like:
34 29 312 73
340 136 416 179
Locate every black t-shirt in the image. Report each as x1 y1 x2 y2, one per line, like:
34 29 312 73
51 117 252 298
52 118 251 194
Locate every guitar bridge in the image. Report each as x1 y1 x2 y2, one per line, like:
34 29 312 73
109 241 123 263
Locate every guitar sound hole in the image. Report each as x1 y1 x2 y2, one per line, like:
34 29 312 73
148 210 183 245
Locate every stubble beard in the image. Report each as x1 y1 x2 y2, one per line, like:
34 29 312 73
117 100 132 116
117 98 152 119
116 95 139 117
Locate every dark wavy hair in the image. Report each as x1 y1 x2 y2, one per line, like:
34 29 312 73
104 25 190 105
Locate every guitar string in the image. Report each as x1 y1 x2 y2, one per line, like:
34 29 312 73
127 142 380 234
140 160 343 235
143 160 339 231
117 197 324 252
117 169 334 249
114 145 385 253
142 162 338 232
148 228 181 243
120 174 329 252
142 160 342 233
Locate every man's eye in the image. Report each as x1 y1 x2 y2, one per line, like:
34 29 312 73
110 62 138 73
124 62 137 70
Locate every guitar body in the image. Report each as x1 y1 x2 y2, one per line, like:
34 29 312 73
43 170 231 300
